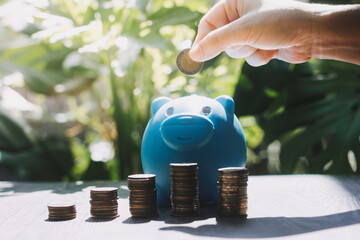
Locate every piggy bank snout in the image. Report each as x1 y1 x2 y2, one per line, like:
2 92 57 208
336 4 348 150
160 114 214 151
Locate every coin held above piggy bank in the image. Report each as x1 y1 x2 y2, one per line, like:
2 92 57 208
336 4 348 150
176 48 204 75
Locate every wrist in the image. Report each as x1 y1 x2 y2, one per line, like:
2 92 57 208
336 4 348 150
310 5 339 60
310 4 360 63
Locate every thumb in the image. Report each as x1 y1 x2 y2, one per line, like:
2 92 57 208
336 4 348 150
189 18 250 62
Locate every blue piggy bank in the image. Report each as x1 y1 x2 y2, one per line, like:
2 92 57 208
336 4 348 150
141 95 246 206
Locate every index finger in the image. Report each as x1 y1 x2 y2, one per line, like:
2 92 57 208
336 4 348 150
193 0 240 46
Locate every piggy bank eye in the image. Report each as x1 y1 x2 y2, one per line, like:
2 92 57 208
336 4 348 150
166 107 175 116
202 106 212 116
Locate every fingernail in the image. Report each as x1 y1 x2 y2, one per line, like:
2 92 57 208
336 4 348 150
189 45 203 62
246 54 264 67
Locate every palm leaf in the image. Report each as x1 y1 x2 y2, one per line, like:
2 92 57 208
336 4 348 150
234 59 360 173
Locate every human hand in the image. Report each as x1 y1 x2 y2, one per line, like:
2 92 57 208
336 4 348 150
189 0 317 66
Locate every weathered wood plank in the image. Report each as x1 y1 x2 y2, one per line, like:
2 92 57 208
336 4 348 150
0 176 359 240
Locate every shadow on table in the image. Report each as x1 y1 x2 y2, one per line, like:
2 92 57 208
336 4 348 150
159 209 360 238
85 217 118 223
0 181 129 198
122 202 217 225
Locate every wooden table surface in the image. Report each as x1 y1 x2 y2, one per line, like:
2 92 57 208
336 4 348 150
0 175 359 240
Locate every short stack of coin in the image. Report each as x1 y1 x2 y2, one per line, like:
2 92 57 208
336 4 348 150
128 174 158 217
218 167 248 217
47 202 76 221
170 163 199 216
90 187 119 219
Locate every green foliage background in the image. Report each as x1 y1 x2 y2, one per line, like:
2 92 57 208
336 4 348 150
0 0 241 180
0 0 359 181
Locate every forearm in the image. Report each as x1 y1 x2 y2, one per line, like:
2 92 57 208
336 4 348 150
311 4 360 65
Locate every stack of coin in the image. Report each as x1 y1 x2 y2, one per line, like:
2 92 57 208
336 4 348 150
47 202 76 221
128 174 158 217
170 163 199 216
218 167 248 217
90 187 119 219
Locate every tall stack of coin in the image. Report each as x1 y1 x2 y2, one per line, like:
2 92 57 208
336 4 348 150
217 167 248 217
47 202 76 221
170 163 199 216
128 174 158 217
90 187 119 219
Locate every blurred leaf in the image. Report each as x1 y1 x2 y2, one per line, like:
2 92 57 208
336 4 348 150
202 52 224 71
234 60 290 116
148 6 202 29
126 0 149 11
351 141 360 174
82 161 110 180
49 0 94 26
0 42 72 94
53 77 96 95
0 63 67 94
279 102 355 173
126 33 173 50
234 59 360 174
0 28 35 51
0 108 33 152
0 136 74 180
264 91 360 143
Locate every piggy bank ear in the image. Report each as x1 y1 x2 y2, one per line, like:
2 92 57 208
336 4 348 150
151 97 171 116
215 95 234 114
